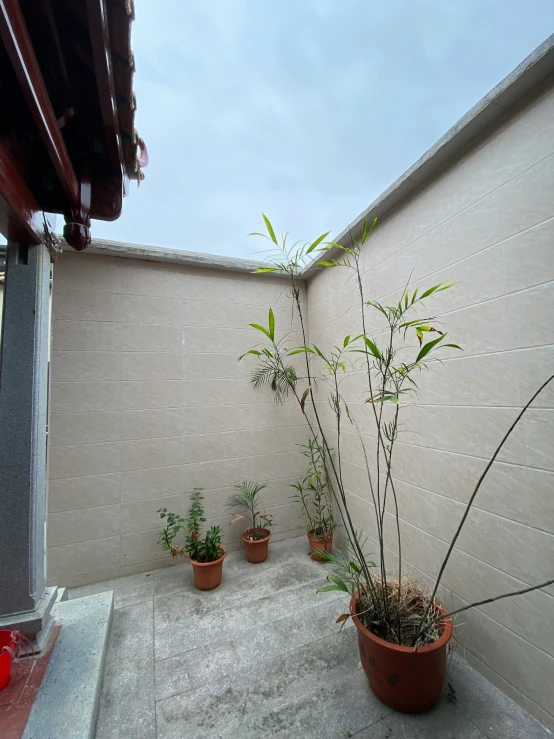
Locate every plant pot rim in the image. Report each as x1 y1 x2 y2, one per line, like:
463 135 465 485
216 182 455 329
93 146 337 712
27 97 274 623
241 528 271 543
189 547 227 568
308 531 333 541
349 593 453 654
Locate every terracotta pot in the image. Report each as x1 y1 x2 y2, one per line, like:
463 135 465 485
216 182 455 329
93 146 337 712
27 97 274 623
190 548 226 591
307 532 333 561
241 528 271 563
350 594 452 713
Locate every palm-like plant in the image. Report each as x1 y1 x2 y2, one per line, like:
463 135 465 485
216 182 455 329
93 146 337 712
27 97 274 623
227 481 273 540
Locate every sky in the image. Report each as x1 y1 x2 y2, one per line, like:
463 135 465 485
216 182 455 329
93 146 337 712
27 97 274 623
92 0 554 260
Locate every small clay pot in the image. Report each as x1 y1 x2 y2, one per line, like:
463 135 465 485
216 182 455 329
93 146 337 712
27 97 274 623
350 594 452 713
190 548 226 591
307 532 333 561
241 528 271 564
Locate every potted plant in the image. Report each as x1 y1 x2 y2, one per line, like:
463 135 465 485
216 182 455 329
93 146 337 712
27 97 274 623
157 488 226 591
227 481 273 563
290 437 336 560
240 214 554 713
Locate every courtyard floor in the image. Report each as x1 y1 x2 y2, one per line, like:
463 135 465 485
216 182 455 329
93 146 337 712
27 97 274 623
68 537 551 739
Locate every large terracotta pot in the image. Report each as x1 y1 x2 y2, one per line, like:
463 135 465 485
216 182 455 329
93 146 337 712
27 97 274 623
190 548 226 591
241 528 271 564
350 595 452 713
307 532 333 561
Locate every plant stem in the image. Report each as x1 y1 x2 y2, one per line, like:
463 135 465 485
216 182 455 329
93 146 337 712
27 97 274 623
413 373 554 645
415 577 554 648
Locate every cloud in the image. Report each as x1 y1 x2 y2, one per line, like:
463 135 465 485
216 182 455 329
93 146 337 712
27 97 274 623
92 0 553 259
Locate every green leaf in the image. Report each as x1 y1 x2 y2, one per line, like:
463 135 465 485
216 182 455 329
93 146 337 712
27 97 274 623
268 308 275 341
419 280 454 301
416 333 446 363
262 213 278 244
363 336 381 359
318 261 338 267
343 335 350 348
252 267 277 273
326 573 349 592
287 347 314 356
249 323 271 340
306 231 331 254
316 584 345 593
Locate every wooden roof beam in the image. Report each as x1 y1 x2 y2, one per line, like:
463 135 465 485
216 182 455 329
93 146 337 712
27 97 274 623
0 0 79 205
85 0 123 170
0 141 42 244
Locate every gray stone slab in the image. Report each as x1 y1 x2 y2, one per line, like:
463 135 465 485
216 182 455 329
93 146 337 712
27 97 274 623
355 704 486 739
70 571 154 609
249 668 390 739
156 630 364 739
446 654 552 739
95 600 156 739
22 591 114 739
154 575 337 665
155 596 351 701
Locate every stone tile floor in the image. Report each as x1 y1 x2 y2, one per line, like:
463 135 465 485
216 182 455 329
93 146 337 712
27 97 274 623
68 537 552 739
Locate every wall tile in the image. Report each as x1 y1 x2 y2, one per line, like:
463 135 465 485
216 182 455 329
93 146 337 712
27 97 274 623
182 301 234 327
120 436 185 471
120 294 183 325
50 411 121 446
121 380 185 410
121 352 183 381
48 474 121 513
183 353 239 380
120 465 186 502
48 536 120 579
121 495 186 534
122 324 185 353
54 254 121 293
52 320 121 351
120 408 185 441
51 351 121 383
50 381 121 413
52 289 121 322
49 442 121 479
48 504 120 546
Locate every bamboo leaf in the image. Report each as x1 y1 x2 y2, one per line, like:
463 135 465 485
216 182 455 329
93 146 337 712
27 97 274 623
306 231 331 254
415 333 446 362
252 267 277 273
262 213 278 244
268 308 275 341
249 323 271 340
343 335 351 347
287 346 314 355
336 613 351 624
363 336 381 359
318 261 338 267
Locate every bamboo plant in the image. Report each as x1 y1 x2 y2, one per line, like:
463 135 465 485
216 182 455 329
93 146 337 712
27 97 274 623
290 437 336 541
240 214 554 648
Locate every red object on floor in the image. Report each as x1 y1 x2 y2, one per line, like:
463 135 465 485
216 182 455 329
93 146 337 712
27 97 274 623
0 631 16 691
0 625 61 739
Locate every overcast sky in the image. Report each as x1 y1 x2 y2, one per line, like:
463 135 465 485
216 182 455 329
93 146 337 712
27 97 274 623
92 1 554 260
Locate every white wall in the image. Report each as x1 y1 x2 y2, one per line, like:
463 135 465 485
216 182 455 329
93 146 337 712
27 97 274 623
47 255 309 587
306 78 554 728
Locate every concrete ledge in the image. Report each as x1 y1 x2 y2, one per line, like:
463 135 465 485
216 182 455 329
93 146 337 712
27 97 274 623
22 591 114 739
82 238 289 276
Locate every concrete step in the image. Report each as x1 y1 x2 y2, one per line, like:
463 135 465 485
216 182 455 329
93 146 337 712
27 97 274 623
22 591 113 739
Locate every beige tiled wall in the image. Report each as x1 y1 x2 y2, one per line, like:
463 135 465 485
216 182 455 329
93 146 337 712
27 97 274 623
307 79 554 728
48 257 309 587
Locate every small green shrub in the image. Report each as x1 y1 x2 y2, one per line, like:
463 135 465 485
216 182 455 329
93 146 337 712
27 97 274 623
157 488 223 563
